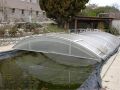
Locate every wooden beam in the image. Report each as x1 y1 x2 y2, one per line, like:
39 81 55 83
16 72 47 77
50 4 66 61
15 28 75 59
75 19 77 32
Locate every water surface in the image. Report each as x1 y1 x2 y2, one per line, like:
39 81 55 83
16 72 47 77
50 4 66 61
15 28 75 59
0 51 95 90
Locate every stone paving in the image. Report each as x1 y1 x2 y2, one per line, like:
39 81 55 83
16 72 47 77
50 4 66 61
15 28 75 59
101 49 120 90
0 44 14 52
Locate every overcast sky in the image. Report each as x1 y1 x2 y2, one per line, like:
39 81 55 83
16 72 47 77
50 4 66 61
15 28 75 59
89 0 120 9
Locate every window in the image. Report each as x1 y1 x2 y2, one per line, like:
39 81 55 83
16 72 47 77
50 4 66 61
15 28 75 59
36 11 39 16
32 0 37 3
43 11 46 15
21 9 24 15
27 0 30 2
29 10 32 15
12 8 15 13
26 0 37 3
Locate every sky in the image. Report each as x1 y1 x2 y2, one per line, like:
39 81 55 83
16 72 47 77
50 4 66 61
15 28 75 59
89 0 120 9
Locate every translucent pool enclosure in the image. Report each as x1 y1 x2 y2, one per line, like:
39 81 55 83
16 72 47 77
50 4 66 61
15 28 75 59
13 32 120 66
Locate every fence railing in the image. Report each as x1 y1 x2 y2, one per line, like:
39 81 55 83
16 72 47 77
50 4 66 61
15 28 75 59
69 28 101 33
0 37 24 47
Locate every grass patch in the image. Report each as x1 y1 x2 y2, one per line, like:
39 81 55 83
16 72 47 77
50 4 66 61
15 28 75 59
105 27 120 35
44 24 65 33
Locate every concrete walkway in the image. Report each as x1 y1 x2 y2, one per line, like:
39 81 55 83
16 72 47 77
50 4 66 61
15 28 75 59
101 49 120 90
0 44 14 53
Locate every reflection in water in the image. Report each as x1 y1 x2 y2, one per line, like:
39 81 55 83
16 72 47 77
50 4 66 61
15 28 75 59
0 51 95 90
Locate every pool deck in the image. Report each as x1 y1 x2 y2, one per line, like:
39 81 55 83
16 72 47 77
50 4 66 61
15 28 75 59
0 44 14 53
0 44 120 90
101 49 120 90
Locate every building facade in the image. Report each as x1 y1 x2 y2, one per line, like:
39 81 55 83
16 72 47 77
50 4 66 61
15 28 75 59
69 16 113 31
0 0 47 23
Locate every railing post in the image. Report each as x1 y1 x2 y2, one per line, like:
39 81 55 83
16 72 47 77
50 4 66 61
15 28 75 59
75 19 77 34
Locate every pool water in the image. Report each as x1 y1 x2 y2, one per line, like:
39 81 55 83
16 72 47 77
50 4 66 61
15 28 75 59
0 51 95 90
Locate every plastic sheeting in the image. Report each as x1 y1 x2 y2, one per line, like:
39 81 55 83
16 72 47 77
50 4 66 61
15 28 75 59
13 32 120 66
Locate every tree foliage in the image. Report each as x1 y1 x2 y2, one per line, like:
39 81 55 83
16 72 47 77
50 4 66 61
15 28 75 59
39 0 89 25
81 6 119 17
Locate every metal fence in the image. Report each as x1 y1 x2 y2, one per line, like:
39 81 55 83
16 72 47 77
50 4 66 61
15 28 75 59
0 37 24 46
69 28 101 33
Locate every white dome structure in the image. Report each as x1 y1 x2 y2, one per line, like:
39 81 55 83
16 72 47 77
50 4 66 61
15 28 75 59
13 32 120 66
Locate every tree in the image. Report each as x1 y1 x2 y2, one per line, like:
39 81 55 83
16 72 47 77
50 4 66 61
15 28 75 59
112 3 120 10
39 0 89 29
81 6 119 17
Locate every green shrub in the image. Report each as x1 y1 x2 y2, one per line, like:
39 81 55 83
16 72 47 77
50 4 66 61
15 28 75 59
0 25 12 37
105 27 120 35
9 26 18 37
44 24 64 33
16 22 42 32
0 27 6 37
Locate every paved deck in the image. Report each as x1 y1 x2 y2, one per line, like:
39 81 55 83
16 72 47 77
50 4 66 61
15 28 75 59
0 44 14 53
101 49 120 90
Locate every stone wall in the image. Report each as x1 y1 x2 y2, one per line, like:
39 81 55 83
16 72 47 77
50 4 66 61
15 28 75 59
112 20 120 33
0 0 49 23
1 8 47 23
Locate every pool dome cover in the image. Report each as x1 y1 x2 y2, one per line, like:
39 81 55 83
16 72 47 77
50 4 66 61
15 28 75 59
14 32 120 65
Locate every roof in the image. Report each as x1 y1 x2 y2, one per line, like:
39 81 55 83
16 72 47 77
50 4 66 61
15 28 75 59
13 32 120 66
75 16 114 21
0 0 41 11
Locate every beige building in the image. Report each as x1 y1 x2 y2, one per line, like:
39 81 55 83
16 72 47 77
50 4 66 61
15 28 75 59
0 0 47 23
